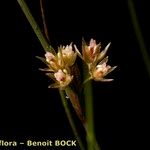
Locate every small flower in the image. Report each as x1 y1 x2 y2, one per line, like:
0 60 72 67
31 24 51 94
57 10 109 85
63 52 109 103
45 52 56 62
74 38 110 65
91 61 117 81
48 69 73 89
61 43 77 66
39 43 78 89
84 38 100 62
44 52 60 71
44 44 77 72
54 69 66 82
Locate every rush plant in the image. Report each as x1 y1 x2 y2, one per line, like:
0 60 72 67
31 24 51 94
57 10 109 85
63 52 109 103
17 0 117 149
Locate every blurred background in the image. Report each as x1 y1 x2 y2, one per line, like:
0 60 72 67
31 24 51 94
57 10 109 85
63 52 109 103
0 0 149 150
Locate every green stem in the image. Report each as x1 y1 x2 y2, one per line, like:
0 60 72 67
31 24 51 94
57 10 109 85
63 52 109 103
40 0 50 42
127 0 150 78
84 81 95 150
17 0 55 53
83 66 94 150
66 86 100 150
59 90 85 150
83 66 101 150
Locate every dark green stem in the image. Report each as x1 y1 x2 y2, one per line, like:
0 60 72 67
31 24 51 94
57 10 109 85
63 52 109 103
83 65 101 150
40 0 50 42
66 86 100 150
59 90 85 150
127 0 150 77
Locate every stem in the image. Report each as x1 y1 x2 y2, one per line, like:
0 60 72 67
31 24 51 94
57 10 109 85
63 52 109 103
65 87 86 128
59 90 85 150
17 0 54 53
66 86 100 150
40 0 50 42
83 66 94 150
127 0 150 78
85 82 94 150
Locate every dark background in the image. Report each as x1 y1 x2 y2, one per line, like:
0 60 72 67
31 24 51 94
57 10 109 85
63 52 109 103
0 0 149 150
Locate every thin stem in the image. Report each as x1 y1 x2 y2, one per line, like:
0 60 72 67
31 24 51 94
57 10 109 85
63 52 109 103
65 87 86 128
17 0 54 53
40 0 50 42
59 90 85 150
66 86 100 150
83 66 94 150
84 81 95 150
83 66 101 150
127 0 150 78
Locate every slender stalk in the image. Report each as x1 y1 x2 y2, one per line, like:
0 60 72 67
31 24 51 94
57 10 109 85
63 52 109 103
83 64 94 150
40 0 50 42
66 86 100 150
84 81 94 150
17 0 54 53
59 90 85 150
127 0 150 77
65 87 86 128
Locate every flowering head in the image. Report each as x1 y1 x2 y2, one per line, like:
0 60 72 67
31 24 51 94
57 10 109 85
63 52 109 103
75 38 111 65
48 69 73 89
44 43 77 72
74 38 117 82
90 57 117 82
41 44 77 89
39 38 117 87
82 39 101 63
61 43 77 67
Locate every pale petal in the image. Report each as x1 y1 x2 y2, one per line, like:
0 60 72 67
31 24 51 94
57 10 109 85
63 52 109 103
104 42 111 52
54 69 65 82
97 42 111 62
69 52 77 66
74 45 83 59
45 52 55 62
105 66 117 76
89 38 96 47
100 78 114 82
48 83 60 88
98 56 109 65
39 68 54 72
94 78 114 82
46 73 56 81
94 43 101 54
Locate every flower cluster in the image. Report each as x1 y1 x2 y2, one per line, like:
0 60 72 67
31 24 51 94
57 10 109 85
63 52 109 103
75 39 117 82
42 43 76 89
40 39 117 89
